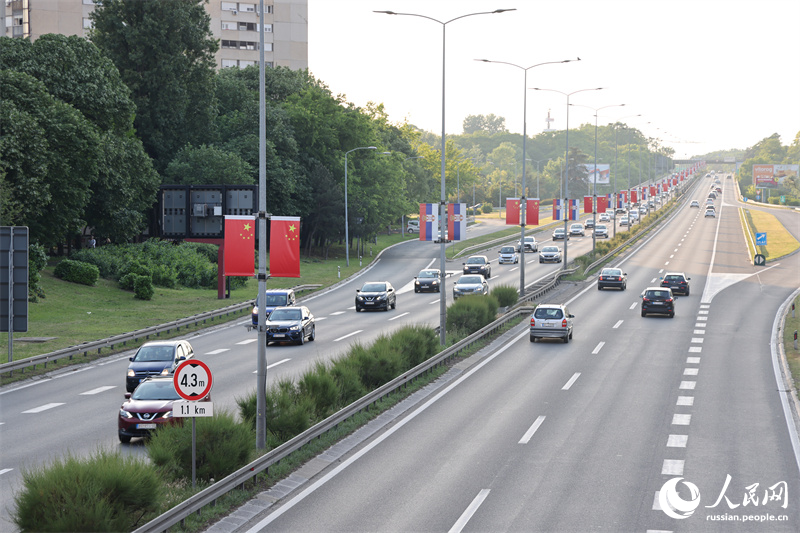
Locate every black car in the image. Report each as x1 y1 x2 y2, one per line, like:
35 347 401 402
265 306 315 345
641 287 675 317
126 340 194 393
463 255 491 278
597 268 627 290
660 272 691 296
355 281 396 311
414 269 441 293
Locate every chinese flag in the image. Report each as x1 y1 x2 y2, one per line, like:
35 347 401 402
584 196 593 214
597 196 607 213
526 199 540 225
506 198 521 225
270 216 301 278
223 216 255 276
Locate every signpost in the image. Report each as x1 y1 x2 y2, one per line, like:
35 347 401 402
174 360 213 487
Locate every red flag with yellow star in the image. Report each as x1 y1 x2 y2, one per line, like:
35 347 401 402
223 215 255 276
506 198 521 225
269 216 301 278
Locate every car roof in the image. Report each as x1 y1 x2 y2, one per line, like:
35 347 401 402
263 288 293 294
140 340 184 347
537 303 566 309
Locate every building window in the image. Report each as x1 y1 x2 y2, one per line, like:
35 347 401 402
238 22 257 32
221 2 238 12
221 59 238 68
241 3 256 13
262 24 272 33
221 21 236 31
82 18 93 29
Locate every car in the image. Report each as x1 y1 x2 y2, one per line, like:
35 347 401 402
265 305 315 345
690 200 700 208
529 304 574 343
715 187 722 193
614 208 627 217
453 274 489 299
639 206 648 214
552 227 569 240
584 218 595 229
414 268 442 292
569 223 585 236
126 340 194 393
118 376 211 443
629 210 639 220
593 224 609 238
355 281 396 311
597 268 627 290
704 209 716 218
406 220 419 233
516 235 538 253
641 287 675 318
707 192 717 200
463 255 492 278
599 213 610 222
618 216 630 226
660 272 691 296
648 201 656 209
252 289 296 326
498 246 519 265
705 204 716 211
539 245 562 263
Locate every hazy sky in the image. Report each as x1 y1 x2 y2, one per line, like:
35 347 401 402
307 0 799 160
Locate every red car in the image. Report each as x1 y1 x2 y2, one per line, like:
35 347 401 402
118 376 210 443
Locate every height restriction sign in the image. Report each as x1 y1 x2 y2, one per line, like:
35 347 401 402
174 360 213 401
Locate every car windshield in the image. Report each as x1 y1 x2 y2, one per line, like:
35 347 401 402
665 275 684 282
269 308 302 321
596 225 606 230
542 246 558 253
134 346 173 362
257 293 288 307
646 290 671 298
131 380 181 401
554 229 564 234
500 247 515 253
361 283 387 292
459 276 482 285
534 307 563 319
418 270 438 278
602 269 621 276
467 257 485 264
571 225 581 229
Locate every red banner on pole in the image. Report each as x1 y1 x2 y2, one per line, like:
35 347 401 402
506 198 520 225
526 199 540 225
269 216 300 278
597 196 607 213
584 196 593 214
223 216 255 276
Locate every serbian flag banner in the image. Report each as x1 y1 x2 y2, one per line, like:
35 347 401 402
223 216 255 276
584 196 593 214
620 190 628 205
448 203 467 241
506 198 521 225
597 196 608 213
569 199 580 220
419 203 438 241
526 199 540 225
553 199 564 221
269 216 300 278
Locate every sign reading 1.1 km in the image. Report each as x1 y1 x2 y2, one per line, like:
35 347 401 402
174 360 213 401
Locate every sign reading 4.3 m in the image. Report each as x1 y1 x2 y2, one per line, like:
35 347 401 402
174 360 213 401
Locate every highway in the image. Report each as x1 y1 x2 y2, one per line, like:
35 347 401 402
2 173 799 532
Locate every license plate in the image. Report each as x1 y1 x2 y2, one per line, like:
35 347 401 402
671 286 680 289
543 323 554 327
274 334 285 338
365 301 374 305
137 423 157 429
653 302 663 305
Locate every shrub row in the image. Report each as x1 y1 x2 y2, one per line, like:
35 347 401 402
53 259 100 286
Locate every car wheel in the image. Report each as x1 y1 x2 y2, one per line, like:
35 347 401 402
563 334 569 344
598 285 602 290
298 332 305 345
355 306 361 312
685 288 690 296
414 287 418 293
669 312 675 318
539 259 543 264
530 336 536 342
436 287 440 293
308 326 315 341
119 433 131 444
641 309 647 317
569 330 573 339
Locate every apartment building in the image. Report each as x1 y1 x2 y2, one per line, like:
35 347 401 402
1 0 308 71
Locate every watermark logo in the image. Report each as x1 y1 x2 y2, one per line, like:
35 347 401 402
659 477 701 519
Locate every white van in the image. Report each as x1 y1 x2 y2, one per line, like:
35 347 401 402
406 220 419 233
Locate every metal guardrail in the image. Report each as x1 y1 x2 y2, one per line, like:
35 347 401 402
1 284 322 375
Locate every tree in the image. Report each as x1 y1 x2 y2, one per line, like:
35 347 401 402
164 144 254 186
90 0 219 173
463 114 507 135
566 146 590 196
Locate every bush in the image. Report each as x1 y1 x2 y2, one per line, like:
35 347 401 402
298 361 339 419
147 411 252 483
329 357 367 406
353 340 403 389
28 242 48 301
133 275 154 300
490 284 519 308
482 204 493 214
13 449 162 532
447 294 499 333
53 259 100 286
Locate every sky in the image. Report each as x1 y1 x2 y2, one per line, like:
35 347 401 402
306 0 800 160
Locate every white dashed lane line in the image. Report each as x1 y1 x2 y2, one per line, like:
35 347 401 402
677 396 694 406
206 349 229 355
22 403 64 414
667 434 688 448
672 414 692 425
0 468 13 476
561 373 581 391
335 330 362 342
591 342 605 355
389 312 409 321
518 415 546 444
237 338 258 345
81 386 116 395
662 459 685 476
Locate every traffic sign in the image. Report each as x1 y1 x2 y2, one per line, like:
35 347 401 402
172 400 214 418
754 254 766 266
755 232 767 246
174 360 213 401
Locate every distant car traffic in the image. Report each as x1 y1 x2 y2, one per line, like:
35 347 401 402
126 340 194 393
265 306 315 345
355 281 396 311
641 287 675 318
599 213 611 222
594 224 609 238
569 223 585 236
539 245 562 263
584 218 595 229
516 236 538 252
619 216 630 226
529 304 574 343
453 275 489 299
597 268 627 291
690 200 700 208
660 272 691 296
414 269 441 292
704 209 716 218
552 227 569 240
498 246 519 264
463 255 492 278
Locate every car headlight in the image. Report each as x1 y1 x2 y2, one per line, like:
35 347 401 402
120 409 133 419
164 411 173 419
356 296 364 302
127 369 136 377
161 367 171 375
415 281 420 286
288 325 300 331
252 306 258 315
376 295 387 301
431 280 439 286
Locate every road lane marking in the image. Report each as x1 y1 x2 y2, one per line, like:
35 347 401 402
698 310 709 315
677 396 694 406
679 381 696 390
205 349 229 355
667 434 688 447
315 317 327 321
80 386 115 395
613 320 623 329
389 312 409 321
562 373 581 390
686 357 700 364
696 316 707 321
335 330 363 342
449 489 490 533
693 329 705 334
662 459 685 475
429 298 440 305
591 342 605 354
0 468 12 476
237 338 258 345
672 414 692 425
519 416 546 444
22 403 65 414
629 303 637 310
330 311 346 316
691 337 704 343
688 347 702 353
684 368 698 376
260 358 291 371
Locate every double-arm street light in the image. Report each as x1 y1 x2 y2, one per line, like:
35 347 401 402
344 146 376 267
569 103 625 251
375 8 515 345
532 87 603 269
476 57 579 295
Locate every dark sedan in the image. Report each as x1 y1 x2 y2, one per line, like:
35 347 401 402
265 306 315 345
414 269 441 293
463 255 492 278
597 268 627 291
125 340 194 393
660 272 691 296
355 281 396 311
641 287 675 317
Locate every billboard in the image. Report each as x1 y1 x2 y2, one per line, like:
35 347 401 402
753 164 798 188
582 164 610 185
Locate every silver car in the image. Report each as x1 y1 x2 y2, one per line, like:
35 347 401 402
498 245 519 264
530 304 574 343
594 224 609 238
453 275 489 299
539 245 562 263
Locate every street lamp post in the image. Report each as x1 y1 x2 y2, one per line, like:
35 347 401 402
533 87 603 268
344 146 377 267
477 58 577 295
376 8 515 345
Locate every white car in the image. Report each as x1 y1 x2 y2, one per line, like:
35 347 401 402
498 245 519 264
629 210 639 220
594 224 609 238
619 216 630 226
516 236 538 252
598 213 611 222
569 223 585 236
704 209 716 218
690 200 700 208
539 245 562 263
406 220 419 233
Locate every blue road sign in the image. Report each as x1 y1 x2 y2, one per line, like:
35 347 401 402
755 232 767 246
